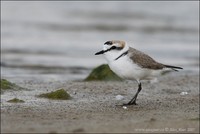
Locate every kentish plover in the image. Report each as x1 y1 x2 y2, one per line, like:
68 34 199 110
95 40 183 105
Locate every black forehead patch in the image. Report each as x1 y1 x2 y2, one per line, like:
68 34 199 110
104 41 112 45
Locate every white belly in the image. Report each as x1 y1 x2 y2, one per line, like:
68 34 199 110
108 56 153 81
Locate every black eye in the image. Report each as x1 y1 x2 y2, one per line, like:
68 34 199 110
104 41 112 45
110 46 116 49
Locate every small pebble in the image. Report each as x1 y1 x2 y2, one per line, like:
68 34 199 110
123 106 127 109
180 92 188 95
115 95 124 100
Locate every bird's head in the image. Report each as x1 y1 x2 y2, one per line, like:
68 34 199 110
95 40 129 62
95 40 128 55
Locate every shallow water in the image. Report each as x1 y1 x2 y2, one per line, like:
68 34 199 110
1 1 199 81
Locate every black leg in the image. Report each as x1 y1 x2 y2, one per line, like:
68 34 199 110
124 82 142 105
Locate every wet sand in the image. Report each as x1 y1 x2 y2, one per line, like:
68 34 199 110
1 73 199 133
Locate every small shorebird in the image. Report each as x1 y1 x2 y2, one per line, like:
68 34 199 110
95 40 183 105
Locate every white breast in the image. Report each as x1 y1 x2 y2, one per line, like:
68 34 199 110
107 55 152 82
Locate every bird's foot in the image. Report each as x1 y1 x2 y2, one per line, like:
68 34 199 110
123 101 137 106
126 98 138 105
115 101 137 107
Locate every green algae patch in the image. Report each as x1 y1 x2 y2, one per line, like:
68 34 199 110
37 89 71 100
1 79 15 89
0 79 26 94
188 117 200 121
84 64 123 81
7 98 25 103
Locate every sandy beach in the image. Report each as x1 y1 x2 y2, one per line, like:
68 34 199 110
1 73 199 133
1 1 199 134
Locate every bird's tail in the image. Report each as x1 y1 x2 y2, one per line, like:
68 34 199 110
163 64 183 71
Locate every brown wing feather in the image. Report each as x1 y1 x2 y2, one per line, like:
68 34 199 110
128 47 164 70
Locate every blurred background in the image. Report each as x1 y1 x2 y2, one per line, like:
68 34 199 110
1 1 199 81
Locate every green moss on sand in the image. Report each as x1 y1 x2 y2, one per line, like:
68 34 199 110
0 79 26 94
1 79 15 89
84 64 123 81
7 98 25 103
189 117 200 121
38 89 71 100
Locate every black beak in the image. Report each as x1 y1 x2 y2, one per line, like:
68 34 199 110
95 50 104 55
95 46 117 55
